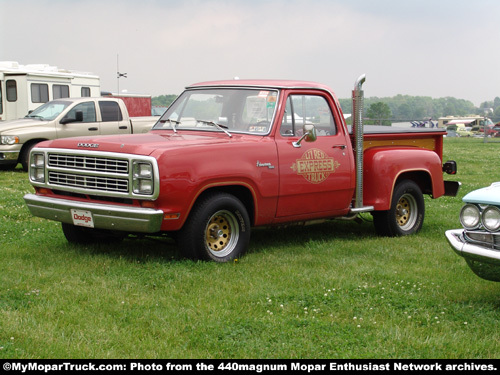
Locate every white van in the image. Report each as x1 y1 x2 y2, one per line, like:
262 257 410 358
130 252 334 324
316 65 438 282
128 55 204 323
0 61 100 121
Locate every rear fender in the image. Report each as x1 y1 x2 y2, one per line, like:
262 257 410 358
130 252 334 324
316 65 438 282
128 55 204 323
362 147 445 210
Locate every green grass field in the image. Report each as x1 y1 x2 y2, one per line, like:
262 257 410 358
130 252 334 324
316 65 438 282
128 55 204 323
1 137 499 359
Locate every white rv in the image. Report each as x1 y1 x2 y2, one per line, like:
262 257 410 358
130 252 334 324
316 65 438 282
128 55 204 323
0 61 100 121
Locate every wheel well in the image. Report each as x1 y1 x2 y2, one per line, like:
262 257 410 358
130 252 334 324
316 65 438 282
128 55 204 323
196 185 255 225
20 139 45 157
19 140 46 170
396 171 432 195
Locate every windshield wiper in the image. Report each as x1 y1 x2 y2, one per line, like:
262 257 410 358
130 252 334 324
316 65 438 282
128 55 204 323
197 120 232 138
159 118 181 133
25 114 44 120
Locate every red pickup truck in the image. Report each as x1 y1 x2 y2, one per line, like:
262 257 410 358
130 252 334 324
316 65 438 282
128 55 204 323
24 76 459 262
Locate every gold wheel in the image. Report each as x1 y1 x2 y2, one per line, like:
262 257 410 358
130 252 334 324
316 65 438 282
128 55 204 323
204 210 239 257
395 194 417 230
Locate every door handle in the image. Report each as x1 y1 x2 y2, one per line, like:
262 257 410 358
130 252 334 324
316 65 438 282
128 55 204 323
88 127 98 131
119 126 128 130
332 144 346 149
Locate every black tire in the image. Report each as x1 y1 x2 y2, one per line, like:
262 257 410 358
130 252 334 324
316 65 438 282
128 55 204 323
0 163 17 171
62 223 125 244
178 192 251 262
372 180 425 236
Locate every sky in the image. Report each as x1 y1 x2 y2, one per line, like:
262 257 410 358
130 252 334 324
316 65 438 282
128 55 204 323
1 0 499 106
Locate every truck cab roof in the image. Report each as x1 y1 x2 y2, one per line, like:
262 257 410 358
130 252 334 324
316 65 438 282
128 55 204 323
187 79 334 92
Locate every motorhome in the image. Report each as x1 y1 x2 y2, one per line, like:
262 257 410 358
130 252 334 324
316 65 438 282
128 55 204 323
438 115 492 129
0 61 100 121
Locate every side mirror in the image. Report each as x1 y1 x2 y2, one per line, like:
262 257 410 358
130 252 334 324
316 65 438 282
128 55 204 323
293 124 317 148
61 110 83 125
75 110 84 122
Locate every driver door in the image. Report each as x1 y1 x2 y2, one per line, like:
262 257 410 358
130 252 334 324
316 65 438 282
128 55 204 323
275 92 355 218
56 101 100 138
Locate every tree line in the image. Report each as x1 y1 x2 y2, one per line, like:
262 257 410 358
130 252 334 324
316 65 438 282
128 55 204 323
152 95 178 108
152 94 500 126
339 95 500 126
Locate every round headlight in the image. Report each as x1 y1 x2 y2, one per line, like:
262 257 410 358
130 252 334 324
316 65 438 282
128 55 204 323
460 204 481 229
482 206 500 232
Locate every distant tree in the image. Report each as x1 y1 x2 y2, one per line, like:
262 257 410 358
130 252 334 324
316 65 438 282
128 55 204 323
412 106 426 120
336 95 482 122
494 97 500 110
493 106 500 123
396 103 412 120
443 102 457 117
152 94 178 108
366 102 392 125
338 98 352 115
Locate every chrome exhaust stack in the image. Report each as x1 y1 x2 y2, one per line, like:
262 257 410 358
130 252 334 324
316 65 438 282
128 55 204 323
351 74 374 213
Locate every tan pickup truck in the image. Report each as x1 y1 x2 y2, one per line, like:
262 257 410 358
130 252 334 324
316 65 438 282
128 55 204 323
0 97 157 170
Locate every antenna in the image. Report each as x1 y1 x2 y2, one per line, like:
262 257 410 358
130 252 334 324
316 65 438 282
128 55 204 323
117 54 127 93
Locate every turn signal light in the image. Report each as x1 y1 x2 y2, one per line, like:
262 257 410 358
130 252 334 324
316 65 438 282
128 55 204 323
163 213 180 220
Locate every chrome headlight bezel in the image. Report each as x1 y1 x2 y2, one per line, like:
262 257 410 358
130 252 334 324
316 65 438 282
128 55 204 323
132 160 155 195
460 203 481 230
482 206 500 232
29 152 46 183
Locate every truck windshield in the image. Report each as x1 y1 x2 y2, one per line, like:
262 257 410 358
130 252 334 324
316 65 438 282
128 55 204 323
153 88 279 135
25 100 71 121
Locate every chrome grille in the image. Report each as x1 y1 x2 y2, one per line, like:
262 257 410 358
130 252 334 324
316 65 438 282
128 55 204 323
48 171 129 193
30 149 159 200
48 154 128 174
464 230 500 250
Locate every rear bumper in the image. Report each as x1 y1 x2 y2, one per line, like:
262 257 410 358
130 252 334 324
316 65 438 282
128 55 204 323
24 194 164 233
445 229 500 281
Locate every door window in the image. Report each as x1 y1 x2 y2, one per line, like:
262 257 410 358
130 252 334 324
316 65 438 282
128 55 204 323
65 102 96 123
99 101 123 122
280 95 336 137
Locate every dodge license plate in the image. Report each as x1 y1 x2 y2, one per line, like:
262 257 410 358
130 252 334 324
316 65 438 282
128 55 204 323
71 209 94 228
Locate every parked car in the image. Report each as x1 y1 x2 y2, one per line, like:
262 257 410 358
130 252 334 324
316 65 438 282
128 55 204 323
446 124 473 137
471 124 497 137
0 97 157 171
457 126 473 137
445 182 500 281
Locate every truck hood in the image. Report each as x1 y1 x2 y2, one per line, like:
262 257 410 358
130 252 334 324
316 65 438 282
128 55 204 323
463 182 500 205
35 131 245 156
0 118 49 132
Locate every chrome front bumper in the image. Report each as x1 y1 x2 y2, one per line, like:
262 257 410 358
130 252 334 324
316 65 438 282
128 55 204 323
0 150 19 162
24 194 164 234
445 229 500 281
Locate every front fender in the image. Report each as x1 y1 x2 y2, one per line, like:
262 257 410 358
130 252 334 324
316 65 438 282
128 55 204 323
363 147 445 210
17 127 56 145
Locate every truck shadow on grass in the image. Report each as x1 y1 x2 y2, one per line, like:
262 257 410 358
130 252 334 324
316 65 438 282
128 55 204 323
62 216 376 263
64 234 181 263
249 217 375 250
